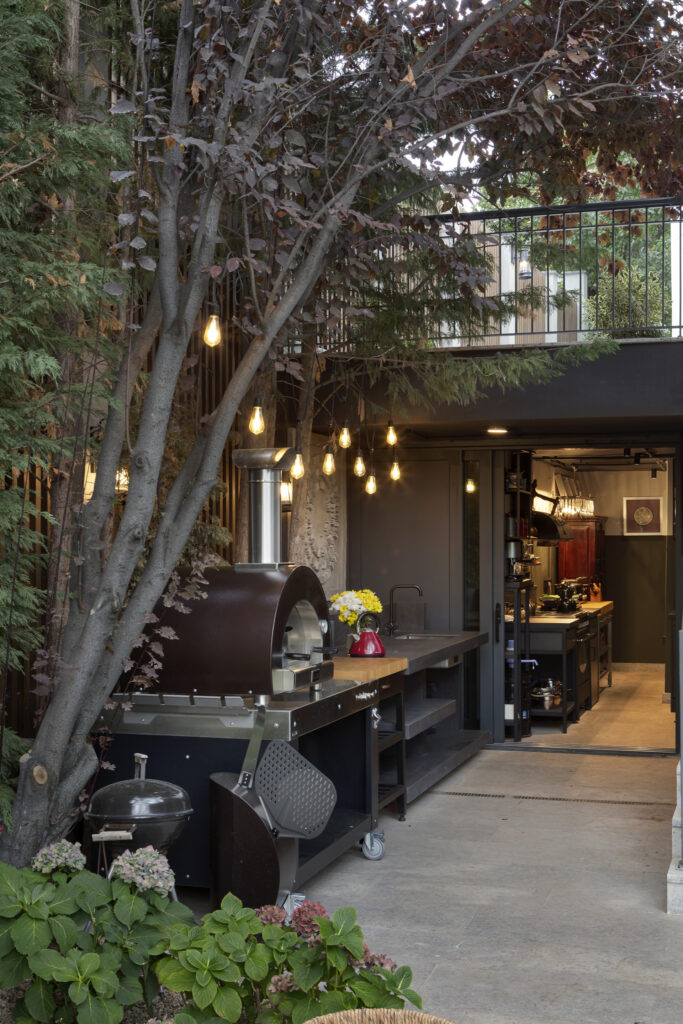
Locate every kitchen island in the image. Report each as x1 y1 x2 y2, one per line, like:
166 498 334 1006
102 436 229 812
335 628 489 806
101 629 488 898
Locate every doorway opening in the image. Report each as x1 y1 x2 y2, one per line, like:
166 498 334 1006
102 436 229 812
502 442 677 755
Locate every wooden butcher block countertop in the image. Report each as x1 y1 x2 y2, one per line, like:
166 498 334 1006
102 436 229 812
332 655 408 682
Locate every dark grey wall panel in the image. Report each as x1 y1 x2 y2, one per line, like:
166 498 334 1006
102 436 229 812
604 536 671 662
348 457 454 631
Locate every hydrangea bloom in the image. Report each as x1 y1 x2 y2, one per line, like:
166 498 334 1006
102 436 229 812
256 904 287 926
290 900 329 941
31 839 86 874
111 845 175 896
267 971 297 994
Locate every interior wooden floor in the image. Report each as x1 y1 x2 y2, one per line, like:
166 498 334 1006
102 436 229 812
520 662 676 751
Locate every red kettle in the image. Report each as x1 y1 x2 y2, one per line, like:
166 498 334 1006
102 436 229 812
349 613 386 658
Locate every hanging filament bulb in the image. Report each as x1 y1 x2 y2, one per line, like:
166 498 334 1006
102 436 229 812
291 446 305 480
390 459 401 481
387 420 397 446
322 444 336 476
353 450 366 477
203 313 221 347
465 477 477 493
339 422 352 448
248 397 265 435
365 472 377 495
280 478 293 504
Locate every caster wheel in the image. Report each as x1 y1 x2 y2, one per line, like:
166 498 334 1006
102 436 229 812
361 833 386 860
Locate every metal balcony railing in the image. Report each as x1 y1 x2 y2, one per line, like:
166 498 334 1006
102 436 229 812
445 197 683 348
317 196 683 353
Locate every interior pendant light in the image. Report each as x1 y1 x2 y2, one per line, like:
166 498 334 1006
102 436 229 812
386 420 397 446
248 397 265 435
322 444 336 476
353 449 366 477
291 446 305 480
339 422 352 448
390 459 401 481
203 313 222 348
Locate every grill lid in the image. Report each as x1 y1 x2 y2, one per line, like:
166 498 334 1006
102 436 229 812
87 778 193 823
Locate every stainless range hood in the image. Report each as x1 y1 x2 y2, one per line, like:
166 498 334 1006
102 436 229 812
531 511 575 545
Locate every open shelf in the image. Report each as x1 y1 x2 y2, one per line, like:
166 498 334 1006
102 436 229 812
378 728 403 752
405 726 489 804
404 696 457 739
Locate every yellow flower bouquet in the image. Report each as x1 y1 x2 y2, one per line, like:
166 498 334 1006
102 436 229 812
329 589 383 637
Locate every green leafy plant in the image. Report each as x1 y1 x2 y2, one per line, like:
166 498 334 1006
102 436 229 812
0 724 29 833
0 844 420 1024
153 894 422 1024
585 270 667 338
0 844 194 1024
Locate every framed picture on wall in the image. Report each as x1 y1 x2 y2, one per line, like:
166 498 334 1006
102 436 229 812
623 496 664 536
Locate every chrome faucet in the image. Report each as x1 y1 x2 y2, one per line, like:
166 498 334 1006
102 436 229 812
385 584 424 636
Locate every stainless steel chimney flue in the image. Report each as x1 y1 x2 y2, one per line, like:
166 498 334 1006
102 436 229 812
233 447 296 565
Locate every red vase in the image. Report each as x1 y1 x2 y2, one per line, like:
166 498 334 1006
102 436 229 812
349 630 386 657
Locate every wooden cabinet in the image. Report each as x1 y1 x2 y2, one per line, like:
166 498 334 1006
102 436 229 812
558 517 606 582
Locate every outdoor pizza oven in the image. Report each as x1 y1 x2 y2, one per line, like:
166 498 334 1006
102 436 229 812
153 447 334 699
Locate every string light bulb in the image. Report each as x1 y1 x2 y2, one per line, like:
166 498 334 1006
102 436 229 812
353 450 366 477
365 472 377 495
248 397 265 435
339 422 352 448
290 446 305 479
465 478 476 493
387 420 397 446
390 459 401 481
280 479 293 504
203 313 221 347
322 444 336 476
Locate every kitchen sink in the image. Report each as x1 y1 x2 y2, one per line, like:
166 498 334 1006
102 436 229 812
393 633 457 640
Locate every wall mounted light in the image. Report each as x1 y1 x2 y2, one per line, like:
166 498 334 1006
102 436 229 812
203 313 222 348
390 459 401 481
322 444 336 476
353 450 366 477
517 248 532 279
248 397 265 435
487 426 508 435
338 422 352 449
290 446 305 479
386 420 397 446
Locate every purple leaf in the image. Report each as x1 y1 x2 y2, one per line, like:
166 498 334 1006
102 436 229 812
226 257 241 272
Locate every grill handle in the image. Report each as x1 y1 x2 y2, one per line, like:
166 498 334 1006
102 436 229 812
134 753 148 780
